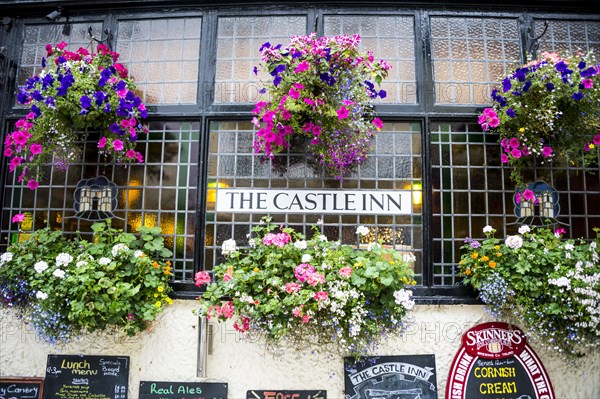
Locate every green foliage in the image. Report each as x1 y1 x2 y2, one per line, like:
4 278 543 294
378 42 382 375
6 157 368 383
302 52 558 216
196 217 416 355
459 225 600 357
0 221 173 344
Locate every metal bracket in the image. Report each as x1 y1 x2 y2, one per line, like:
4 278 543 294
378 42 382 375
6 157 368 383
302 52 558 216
527 20 549 58
89 26 113 50
197 316 208 377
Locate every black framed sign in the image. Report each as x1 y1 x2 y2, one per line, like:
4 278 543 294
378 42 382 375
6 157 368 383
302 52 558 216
344 355 438 399
139 381 227 399
43 355 129 399
247 390 326 399
0 378 44 399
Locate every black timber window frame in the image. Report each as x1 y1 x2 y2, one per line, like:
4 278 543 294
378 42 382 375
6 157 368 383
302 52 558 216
0 2 598 303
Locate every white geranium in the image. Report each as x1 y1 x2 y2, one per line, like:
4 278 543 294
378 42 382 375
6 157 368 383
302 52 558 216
564 243 575 251
483 225 494 234
111 243 129 257
518 225 531 234
505 235 523 249
52 269 66 279
98 257 112 266
301 254 312 263
294 240 307 250
134 250 144 258
317 235 328 242
356 226 370 236
34 261 49 273
36 291 48 300
402 252 417 263
76 260 87 268
367 242 381 251
221 239 238 256
55 252 73 267
0 252 13 266
393 289 415 310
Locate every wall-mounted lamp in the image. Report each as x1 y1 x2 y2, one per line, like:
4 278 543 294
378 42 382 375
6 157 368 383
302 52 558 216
1 16 12 32
46 7 63 22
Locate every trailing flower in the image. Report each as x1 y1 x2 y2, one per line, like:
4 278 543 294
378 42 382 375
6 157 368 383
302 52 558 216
252 34 391 180
0 220 173 344
478 51 600 186
196 217 416 356
4 41 148 189
459 225 600 357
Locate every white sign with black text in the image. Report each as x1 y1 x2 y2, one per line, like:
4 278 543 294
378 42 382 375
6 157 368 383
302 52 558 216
215 189 412 215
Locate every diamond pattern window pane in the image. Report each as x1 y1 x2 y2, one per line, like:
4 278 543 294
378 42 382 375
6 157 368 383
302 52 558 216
430 17 521 104
535 19 600 55
116 18 202 105
324 15 417 103
17 23 103 92
430 122 600 286
214 16 306 103
1 122 199 281
205 121 424 284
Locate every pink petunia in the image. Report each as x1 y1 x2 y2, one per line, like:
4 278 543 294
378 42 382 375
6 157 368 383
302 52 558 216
501 153 509 163
288 88 300 99
303 98 315 106
98 137 107 149
4 147 13 157
112 139 124 151
510 148 522 158
12 131 28 146
312 126 322 136
522 189 536 202
281 110 292 120
488 117 500 128
337 106 349 120
136 152 144 163
542 146 553 157
372 117 383 129
509 138 520 149
45 43 53 56
593 134 600 145
12 213 25 223
9 157 23 172
582 78 593 89
27 179 39 190
56 41 67 50
293 82 304 90
126 149 137 159
29 143 42 155
294 61 310 73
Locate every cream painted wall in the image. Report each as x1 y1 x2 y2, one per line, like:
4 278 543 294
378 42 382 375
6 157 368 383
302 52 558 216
1 302 599 398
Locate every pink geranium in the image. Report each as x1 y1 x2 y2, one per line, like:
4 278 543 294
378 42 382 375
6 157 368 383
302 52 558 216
314 291 329 301
11 213 25 223
339 266 353 278
194 271 211 286
285 282 301 293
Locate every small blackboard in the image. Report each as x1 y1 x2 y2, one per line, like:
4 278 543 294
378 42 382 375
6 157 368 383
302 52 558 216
43 355 129 399
139 381 227 399
345 355 438 399
247 391 326 399
0 378 44 399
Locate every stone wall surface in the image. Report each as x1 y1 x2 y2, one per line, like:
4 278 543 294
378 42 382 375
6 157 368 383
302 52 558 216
1 301 599 398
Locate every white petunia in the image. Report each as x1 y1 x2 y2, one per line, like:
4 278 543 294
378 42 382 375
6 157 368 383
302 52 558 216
34 261 49 273
393 289 415 310
294 240 307 250
98 257 112 266
356 226 370 236
111 243 129 257
55 253 73 267
36 291 48 300
0 252 13 266
518 225 531 234
52 269 66 279
221 239 238 256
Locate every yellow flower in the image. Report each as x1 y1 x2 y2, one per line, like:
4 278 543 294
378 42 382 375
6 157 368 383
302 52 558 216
489 261 497 268
465 268 472 275
253 267 259 273
519 127 525 132
494 245 500 250
496 252 503 257
154 293 158 298
481 255 489 262
155 301 162 307
157 286 164 293
152 261 160 268
165 297 173 304
471 252 479 259
390 260 395 265
590 144 596 149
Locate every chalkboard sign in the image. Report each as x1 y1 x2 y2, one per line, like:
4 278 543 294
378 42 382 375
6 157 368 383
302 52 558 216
0 378 43 399
139 382 227 399
446 322 555 399
247 390 326 399
345 355 438 399
43 355 129 399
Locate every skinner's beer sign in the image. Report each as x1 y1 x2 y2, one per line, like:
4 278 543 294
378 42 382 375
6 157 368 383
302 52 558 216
446 322 555 399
